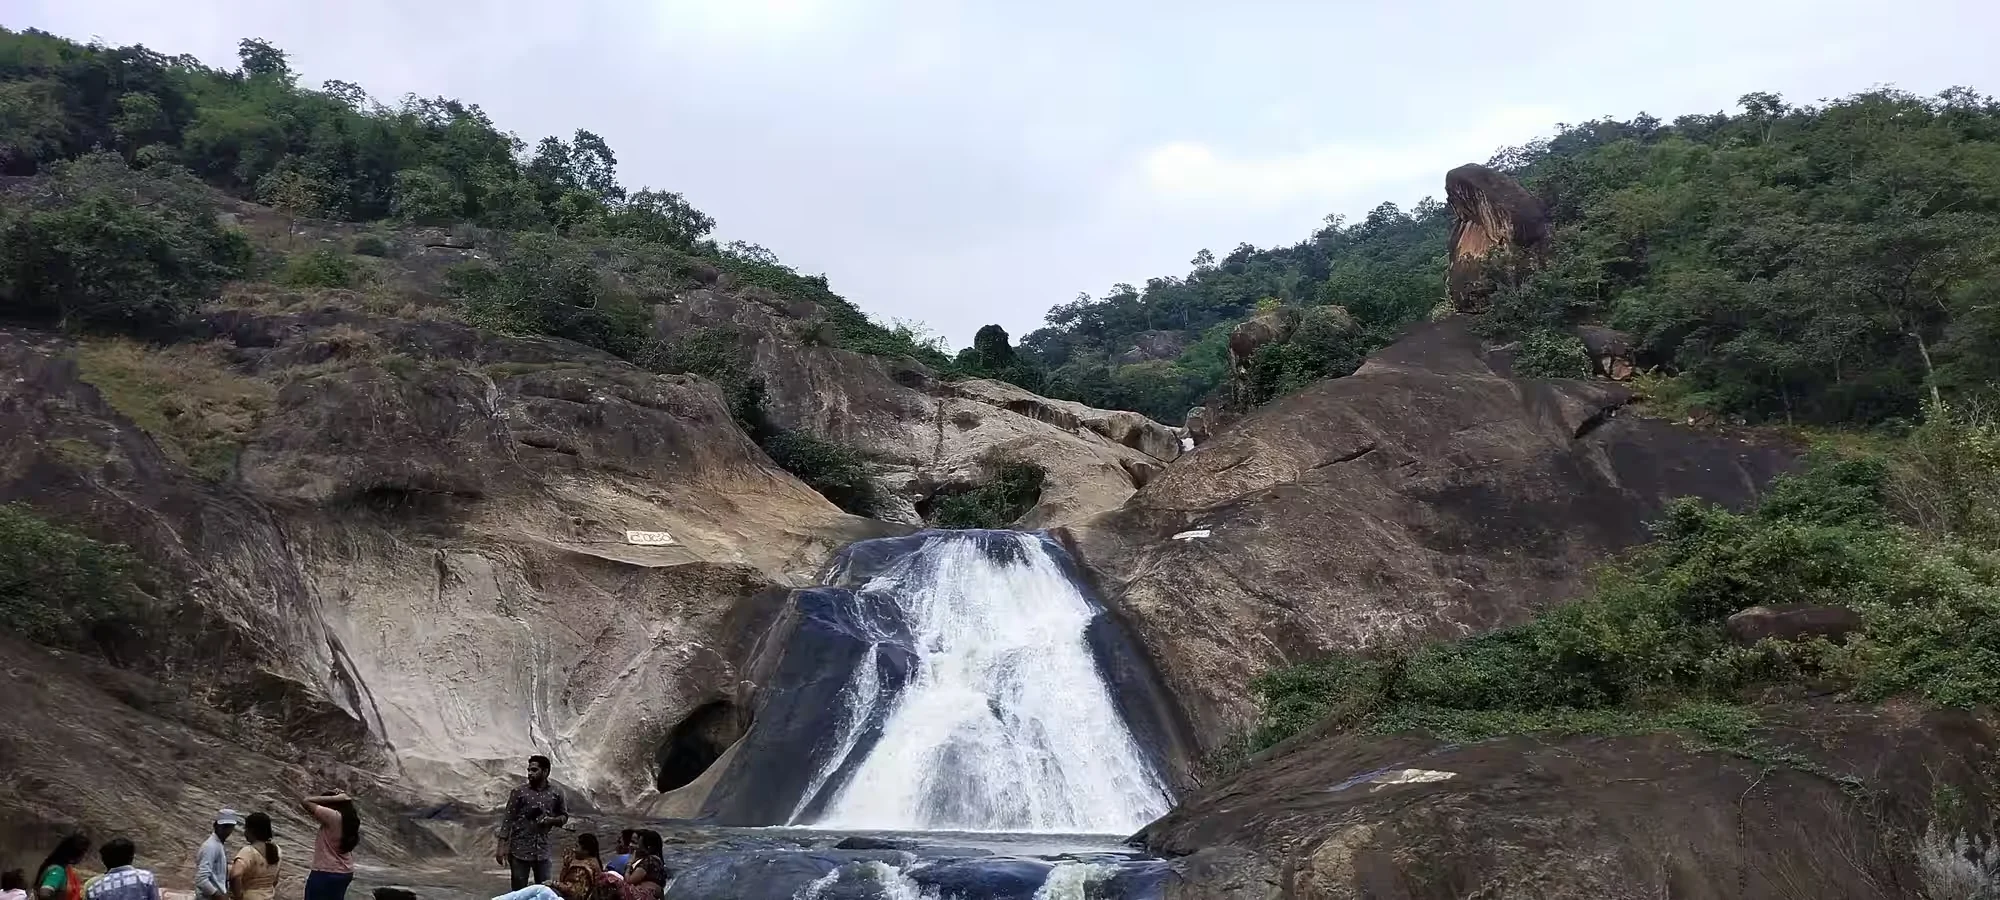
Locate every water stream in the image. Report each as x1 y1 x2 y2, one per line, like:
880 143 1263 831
804 531 1172 833
683 529 1178 899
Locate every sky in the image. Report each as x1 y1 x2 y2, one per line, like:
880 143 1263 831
13 0 1999 346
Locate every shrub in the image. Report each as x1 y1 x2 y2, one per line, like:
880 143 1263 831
390 167 461 224
449 234 648 358
931 462 1047 529
1248 436 2000 750
1513 330 1595 379
1243 305 1366 404
760 430 880 516
0 153 250 334
279 248 361 289
0 503 144 653
350 233 391 257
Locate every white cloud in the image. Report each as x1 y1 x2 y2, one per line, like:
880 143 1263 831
1133 105 1568 212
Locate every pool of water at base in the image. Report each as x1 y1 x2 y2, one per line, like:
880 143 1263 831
353 826 1172 900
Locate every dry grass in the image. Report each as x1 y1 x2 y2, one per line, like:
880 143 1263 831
73 338 276 481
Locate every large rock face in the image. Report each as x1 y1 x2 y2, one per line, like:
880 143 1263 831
1446 163 1551 313
655 290 1181 527
1141 702 2000 899
0 311 878 865
1065 320 1799 759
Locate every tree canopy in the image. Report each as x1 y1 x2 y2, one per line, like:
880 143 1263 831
995 89 2000 426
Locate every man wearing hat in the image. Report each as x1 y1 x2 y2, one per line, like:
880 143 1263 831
193 809 237 900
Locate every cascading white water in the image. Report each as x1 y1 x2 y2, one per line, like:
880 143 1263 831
809 531 1172 833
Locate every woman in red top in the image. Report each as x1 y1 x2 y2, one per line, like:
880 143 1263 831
33 835 89 900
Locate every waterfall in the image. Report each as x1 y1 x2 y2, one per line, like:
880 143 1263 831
802 530 1172 833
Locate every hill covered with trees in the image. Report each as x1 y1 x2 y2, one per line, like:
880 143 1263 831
0 27 949 364
994 88 2000 427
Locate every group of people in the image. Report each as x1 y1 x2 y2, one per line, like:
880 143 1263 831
489 757 670 900
5 794 361 900
7 756 661 900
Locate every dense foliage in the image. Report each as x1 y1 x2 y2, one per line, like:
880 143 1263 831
1009 206 1449 421
0 151 249 332
929 462 1048 529
1487 89 2000 425
0 502 144 653
0 27 942 363
1250 404 2000 751
0 27 930 512
987 88 2000 426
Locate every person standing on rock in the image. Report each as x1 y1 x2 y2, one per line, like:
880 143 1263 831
301 791 360 900
82 838 160 900
227 813 280 900
496 755 569 891
194 810 237 900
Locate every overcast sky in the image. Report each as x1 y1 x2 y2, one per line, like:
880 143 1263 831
14 0 1998 346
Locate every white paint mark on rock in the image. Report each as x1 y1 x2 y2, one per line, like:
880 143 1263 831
625 530 677 546
1367 769 1456 791
1170 529 1212 541
1180 436 1195 452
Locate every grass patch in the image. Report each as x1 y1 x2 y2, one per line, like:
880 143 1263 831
74 338 276 480
48 437 107 468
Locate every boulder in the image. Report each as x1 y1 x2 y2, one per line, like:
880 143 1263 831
1065 319 1801 760
1726 604 1863 645
1446 163 1551 313
1141 702 1999 900
1577 324 1638 380
1184 406 1214 443
1116 329 1190 365
1228 307 1301 377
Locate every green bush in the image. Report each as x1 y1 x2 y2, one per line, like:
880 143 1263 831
390 167 462 224
449 233 648 358
0 153 250 334
0 503 144 652
931 462 1047 529
279 248 361 288
1512 330 1595 379
1249 433 2000 750
1242 304 1368 405
760 430 881 516
350 233 391 257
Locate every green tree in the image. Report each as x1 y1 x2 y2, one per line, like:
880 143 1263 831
390 167 461 224
0 503 144 653
0 152 249 333
609 188 713 248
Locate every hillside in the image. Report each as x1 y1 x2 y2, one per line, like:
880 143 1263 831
1002 88 2000 427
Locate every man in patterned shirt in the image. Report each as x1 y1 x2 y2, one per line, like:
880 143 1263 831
495 755 569 891
81 840 158 900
